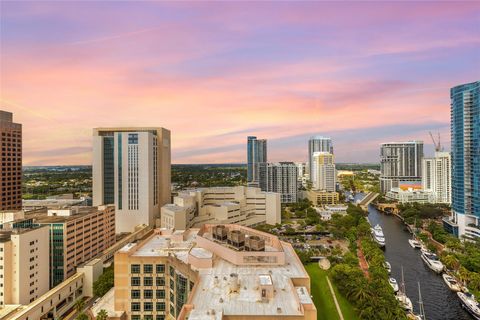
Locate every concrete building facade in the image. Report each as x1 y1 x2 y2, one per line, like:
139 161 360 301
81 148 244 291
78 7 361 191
311 152 336 192
102 225 316 320
308 136 332 179
93 127 171 233
422 151 451 204
35 205 116 287
0 111 22 211
380 141 424 193
259 162 298 203
0 225 49 306
160 186 281 230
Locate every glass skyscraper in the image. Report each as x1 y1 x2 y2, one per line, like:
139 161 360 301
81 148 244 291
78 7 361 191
445 81 480 238
247 136 267 186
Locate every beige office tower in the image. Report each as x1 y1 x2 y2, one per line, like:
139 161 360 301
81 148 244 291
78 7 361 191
92 128 171 233
0 225 49 306
312 152 336 192
107 225 316 320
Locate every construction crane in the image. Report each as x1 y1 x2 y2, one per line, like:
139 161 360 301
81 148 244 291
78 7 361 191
429 131 442 152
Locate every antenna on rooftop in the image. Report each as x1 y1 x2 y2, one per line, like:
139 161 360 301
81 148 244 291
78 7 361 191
429 131 443 152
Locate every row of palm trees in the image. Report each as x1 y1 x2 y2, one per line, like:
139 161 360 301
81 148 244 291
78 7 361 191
330 214 407 320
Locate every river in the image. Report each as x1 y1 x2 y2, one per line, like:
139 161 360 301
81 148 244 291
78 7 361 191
366 203 471 319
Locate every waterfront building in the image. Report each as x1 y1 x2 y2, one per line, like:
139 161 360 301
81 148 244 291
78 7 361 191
160 186 281 229
0 111 22 211
380 141 424 193
311 152 336 192
101 225 316 319
0 225 49 306
308 136 333 179
246 136 267 186
92 127 171 233
444 81 480 238
422 152 451 204
259 162 298 203
385 188 435 204
35 205 116 287
303 190 339 205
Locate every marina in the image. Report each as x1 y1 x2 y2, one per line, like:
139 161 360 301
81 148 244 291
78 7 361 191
366 202 472 319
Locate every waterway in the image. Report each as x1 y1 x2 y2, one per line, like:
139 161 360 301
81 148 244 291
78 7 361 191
366 204 471 319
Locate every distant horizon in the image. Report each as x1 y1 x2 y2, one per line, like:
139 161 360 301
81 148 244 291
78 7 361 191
2 2 478 165
23 162 382 168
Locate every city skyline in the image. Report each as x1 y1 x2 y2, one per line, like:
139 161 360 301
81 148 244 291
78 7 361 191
1 2 479 165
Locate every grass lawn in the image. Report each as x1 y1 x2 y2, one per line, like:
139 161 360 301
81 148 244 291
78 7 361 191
305 263 360 320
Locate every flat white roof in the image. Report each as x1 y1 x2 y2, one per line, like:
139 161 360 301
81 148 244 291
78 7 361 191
188 242 308 318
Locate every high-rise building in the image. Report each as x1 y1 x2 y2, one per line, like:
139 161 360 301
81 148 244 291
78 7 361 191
106 225 316 320
308 136 333 179
0 111 22 211
35 205 116 287
445 81 480 239
0 225 49 306
380 141 424 193
161 186 281 229
247 136 267 186
259 162 298 203
93 127 171 233
312 152 336 192
422 151 451 204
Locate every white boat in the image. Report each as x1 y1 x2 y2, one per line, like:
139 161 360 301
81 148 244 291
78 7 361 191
389 277 399 292
443 274 462 292
396 266 413 311
371 224 386 247
408 239 422 249
384 261 392 274
396 293 413 311
457 292 480 320
421 251 444 273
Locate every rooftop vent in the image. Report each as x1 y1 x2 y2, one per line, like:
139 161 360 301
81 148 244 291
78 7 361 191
245 235 265 252
227 230 245 249
213 225 227 241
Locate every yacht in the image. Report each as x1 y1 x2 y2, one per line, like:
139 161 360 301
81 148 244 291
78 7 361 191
389 277 399 292
371 224 386 247
457 292 480 320
384 261 392 274
408 239 422 249
443 274 462 292
421 251 444 273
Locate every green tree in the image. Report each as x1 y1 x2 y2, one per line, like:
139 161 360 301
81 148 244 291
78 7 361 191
93 265 114 297
76 313 88 320
96 309 108 320
75 299 85 313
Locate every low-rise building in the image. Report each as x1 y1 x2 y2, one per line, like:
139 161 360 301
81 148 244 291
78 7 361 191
34 205 116 287
0 225 49 306
385 188 434 204
303 190 339 205
101 224 316 319
160 186 281 230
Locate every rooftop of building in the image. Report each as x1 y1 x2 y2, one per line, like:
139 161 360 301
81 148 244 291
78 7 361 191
114 225 312 319
0 225 48 242
31 206 111 224
380 140 423 145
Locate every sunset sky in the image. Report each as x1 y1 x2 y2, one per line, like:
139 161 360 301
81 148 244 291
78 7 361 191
1 1 479 165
